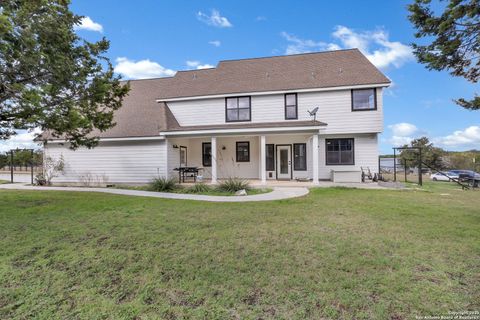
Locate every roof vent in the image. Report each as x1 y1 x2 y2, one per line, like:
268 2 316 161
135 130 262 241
192 73 197 80
311 71 316 79
338 68 343 75
265 72 270 79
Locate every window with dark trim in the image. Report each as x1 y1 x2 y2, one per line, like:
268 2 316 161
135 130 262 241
326 138 354 165
266 144 275 171
293 143 307 170
285 93 298 119
352 88 377 111
202 142 211 167
236 141 250 162
226 96 251 122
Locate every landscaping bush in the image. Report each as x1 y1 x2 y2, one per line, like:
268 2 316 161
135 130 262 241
217 177 250 193
149 177 178 192
186 183 212 194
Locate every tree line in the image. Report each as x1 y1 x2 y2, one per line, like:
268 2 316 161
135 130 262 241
383 137 480 172
0 150 43 171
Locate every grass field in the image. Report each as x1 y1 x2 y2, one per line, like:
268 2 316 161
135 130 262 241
113 184 272 197
0 183 479 319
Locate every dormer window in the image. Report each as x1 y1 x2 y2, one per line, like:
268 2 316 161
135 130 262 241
226 96 251 122
351 88 377 111
285 93 298 119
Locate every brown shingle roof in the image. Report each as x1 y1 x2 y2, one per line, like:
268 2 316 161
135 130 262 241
92 79 174 138
39 78 174 140
157 49 390 99
42 49 390 140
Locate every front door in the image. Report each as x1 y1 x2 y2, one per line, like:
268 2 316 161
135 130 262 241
276 145 292 180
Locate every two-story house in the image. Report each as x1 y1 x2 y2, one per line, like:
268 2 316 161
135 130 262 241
44 49 391 185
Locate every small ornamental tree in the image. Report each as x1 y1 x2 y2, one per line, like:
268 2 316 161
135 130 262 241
400 137 445 169
36 155 64 185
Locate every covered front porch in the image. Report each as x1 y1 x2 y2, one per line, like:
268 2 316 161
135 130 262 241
164 130 322 185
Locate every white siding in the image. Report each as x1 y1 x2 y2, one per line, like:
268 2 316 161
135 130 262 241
318 133 379 180
167 136 261 179
167 98 225 126
167 134 313 181
167 88 383 134
44 134 378 184
264 135 312 180
45 140 167 184
301 89 383 134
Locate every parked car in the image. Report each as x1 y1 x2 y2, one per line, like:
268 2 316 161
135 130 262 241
449 170 480 180
430 171 459 182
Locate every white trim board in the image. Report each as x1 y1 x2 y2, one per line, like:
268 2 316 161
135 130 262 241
157 83 391 102
46 136 165 143
160 126 326 137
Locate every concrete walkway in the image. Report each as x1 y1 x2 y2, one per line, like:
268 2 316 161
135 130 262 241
0 183 309 202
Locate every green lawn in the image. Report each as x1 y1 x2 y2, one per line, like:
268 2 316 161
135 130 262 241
113 184 272 196
0 186 479 319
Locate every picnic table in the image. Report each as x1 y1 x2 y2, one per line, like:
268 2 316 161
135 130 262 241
174 167 203 183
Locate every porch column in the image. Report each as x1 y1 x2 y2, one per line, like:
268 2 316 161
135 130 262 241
312 134 319 185
260 135 266 184
211 136 217 184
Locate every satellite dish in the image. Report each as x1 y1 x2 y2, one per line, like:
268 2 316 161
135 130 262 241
307 107 319 122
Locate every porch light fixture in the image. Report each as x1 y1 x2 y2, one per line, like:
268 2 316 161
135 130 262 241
222 145 226 150
173 144 179 148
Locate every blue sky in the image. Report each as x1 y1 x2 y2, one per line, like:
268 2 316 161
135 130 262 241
3 0 478 154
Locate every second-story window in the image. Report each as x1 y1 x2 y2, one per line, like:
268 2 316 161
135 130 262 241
226 96 251 122
352 88 377 111
285 93 298 119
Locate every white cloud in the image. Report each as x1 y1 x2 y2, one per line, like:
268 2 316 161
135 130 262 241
434 126 480 149
256 16 267 21
386 123 480 150
114 57 175 79
185 60 214 70
332 26 369 52
386 122 420 147
281 26 413 69
74 16 103 33
197 9 232 28
389 123 418 137
208 40 221 47
281 32 340 55
388 135 415 147
0 129 42 153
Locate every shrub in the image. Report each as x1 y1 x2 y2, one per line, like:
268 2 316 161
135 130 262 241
34 173 47 186
187 183 212 194
149 177 178 192
35 155 65 185
217 177 250 193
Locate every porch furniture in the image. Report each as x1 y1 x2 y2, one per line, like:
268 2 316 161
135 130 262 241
174 167 203 183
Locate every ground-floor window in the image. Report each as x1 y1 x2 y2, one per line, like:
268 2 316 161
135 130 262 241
236 141 250 162
326 138 354 165
266 144 274 171
202 142 211 167
293 143 307 170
